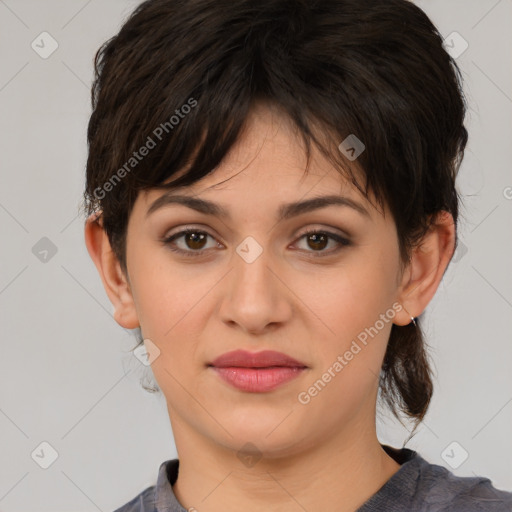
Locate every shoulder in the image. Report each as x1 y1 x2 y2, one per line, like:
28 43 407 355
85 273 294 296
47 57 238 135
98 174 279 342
112 459 181 512
361 445 512 511
419 459 512 511
112 484 157 512
403 449 512 511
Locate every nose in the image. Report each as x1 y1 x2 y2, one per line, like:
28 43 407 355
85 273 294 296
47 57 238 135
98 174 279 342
218 239 293 336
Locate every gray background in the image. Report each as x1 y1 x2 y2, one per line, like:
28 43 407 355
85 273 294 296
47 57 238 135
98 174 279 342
1 0 511 510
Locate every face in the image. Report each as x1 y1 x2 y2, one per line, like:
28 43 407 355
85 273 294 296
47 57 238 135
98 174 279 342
123 104 407 457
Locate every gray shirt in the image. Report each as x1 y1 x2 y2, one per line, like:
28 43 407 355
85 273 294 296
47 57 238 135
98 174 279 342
113 445 512 511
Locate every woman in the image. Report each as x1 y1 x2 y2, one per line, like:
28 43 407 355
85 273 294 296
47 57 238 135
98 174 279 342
82 0 512 510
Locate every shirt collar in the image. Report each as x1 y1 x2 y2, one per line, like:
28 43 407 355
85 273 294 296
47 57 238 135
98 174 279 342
153 459 186 512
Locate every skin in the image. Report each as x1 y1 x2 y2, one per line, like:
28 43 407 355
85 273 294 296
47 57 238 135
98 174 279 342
85 103 455 512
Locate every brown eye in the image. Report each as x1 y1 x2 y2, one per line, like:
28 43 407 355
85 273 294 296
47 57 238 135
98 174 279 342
305 233 329 251
294 229 351 257
182 231 208 250
162 229 219 257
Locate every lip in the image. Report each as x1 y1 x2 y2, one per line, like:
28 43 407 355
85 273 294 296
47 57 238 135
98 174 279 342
209 349 307 368
208 350 308 392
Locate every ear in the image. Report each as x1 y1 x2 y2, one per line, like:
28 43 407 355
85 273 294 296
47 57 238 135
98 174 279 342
394 211 456 326
84 213 140 329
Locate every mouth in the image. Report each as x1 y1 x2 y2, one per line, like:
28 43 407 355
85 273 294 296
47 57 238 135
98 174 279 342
208 349 308 392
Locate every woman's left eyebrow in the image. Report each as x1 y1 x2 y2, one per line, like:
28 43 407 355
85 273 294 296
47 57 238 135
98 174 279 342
146 193 371 220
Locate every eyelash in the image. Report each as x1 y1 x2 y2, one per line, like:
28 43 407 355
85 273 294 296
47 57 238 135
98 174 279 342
161 227 351 258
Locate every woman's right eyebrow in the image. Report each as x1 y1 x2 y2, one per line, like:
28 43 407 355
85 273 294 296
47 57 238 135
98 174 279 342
145 193 371 220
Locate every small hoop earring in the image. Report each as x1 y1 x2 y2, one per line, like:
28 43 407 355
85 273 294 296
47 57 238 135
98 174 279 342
399 303 417 327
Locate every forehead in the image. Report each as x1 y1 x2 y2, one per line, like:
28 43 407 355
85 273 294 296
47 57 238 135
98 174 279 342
134 103 384 219
195 104 360 190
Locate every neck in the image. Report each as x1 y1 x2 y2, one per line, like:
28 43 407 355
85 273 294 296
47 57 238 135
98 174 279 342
169 409 401 512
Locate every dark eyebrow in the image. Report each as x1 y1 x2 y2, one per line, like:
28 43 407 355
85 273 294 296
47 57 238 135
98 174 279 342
146 192 370 220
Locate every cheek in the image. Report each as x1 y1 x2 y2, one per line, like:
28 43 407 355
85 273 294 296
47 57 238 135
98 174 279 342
314 244 398 324
295 269 397 422
132 262 207 393
128 250 200 345
302 241 399 370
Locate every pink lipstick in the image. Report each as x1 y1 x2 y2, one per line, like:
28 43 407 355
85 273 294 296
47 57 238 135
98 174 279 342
209 349 307 392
